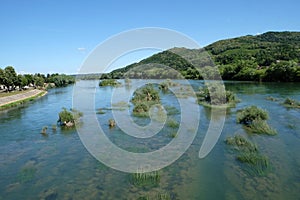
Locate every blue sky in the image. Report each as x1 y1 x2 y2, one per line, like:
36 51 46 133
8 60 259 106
0 0 299 74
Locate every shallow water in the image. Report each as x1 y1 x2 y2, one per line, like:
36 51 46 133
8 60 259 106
0 80 299 200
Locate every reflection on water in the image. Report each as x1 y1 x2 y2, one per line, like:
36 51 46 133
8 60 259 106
0 80 299 199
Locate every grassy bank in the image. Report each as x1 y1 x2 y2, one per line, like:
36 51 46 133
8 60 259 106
0 90 47 110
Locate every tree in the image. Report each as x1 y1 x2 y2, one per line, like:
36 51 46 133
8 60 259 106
1 66 18 90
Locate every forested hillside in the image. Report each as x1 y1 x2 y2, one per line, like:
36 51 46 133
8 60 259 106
105 31 300 82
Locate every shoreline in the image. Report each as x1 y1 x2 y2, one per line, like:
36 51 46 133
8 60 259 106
0 89 47 110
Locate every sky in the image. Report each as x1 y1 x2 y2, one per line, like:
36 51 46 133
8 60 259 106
0 0 299 74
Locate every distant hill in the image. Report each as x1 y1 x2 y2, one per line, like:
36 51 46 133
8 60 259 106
104 31 300 82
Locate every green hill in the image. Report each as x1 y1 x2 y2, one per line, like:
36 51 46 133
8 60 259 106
105 31 300 82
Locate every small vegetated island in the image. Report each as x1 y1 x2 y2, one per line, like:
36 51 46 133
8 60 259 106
282 97 300 109
57 108 83 127
99 79 121 87
131 84 160 117
197 82 240 108
237 105 277 135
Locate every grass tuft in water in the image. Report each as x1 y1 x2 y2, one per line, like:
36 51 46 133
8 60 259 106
166 118 179 128
225 135 271 176
164 105 180 115
17 166 37 183
246 119 277 135
282 97 300 108
131 171 160 187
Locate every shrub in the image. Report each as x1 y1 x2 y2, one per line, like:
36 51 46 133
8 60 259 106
58 108 83 127
166 118 179 128
131 84 160 104
197 83 239 106
237 106 268 124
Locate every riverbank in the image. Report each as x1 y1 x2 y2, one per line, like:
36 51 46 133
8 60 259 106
0 89 47 110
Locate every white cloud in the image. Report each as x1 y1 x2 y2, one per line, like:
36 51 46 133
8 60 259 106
77 47 86 51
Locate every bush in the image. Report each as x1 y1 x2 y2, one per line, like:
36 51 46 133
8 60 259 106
133 103 149 113
131 84 160 104
197 83 239 106
237 106 268 124
58 108 82 126
99 79 121 87
131 84 161 117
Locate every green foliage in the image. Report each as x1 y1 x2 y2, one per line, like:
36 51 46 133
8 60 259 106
133 103 149 113
47 74 75 87
164 105 180 115
197 83 239 106
225 135 258 153
99 79 121 87
283 97 300 108
103 32 300 82
166 118 179 128
237 106 268 124
131 84 161 117
246 119 277 135
17 166 37 183
58 108 82 126
132 84 160 104
225 135 271 176
131 171 160 187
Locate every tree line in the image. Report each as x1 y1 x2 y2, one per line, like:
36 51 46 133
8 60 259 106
0 66 75 91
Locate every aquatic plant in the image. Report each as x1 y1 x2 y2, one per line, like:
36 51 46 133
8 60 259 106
17 166 37 183
237 106 268 124
246 119 277 135
225 135 271 176
169 132 178 138
164 105 180 115
51 124 57 131
237 106 276 135
131 84 161 117
96 108 105 114
266 96 279 101
131 171 160 187
166 118 179 128
131 84 160 104
41 126 48 135
99 79 121 87
108 119 116 127
225 135 257 153
197 83 239 107
282 97 300 108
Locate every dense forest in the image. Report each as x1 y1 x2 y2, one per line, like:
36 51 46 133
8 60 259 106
0 66 75 91
105 31 300 82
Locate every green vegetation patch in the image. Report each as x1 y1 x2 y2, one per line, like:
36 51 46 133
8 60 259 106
131 171 160 187
131 84 161 117
282 97 300 108
197 83 240 108
58 108 83 127
225 135 271 176
99 79 121 87
236 106 276 135
17 166 37 183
